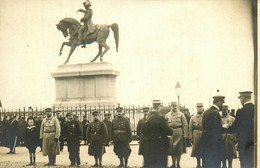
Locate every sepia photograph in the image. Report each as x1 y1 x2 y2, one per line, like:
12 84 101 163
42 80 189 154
0 0 257 167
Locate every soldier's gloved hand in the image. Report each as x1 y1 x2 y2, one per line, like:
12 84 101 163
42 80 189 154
55 138 58 142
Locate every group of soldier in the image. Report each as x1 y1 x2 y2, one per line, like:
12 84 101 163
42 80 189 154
0 91 255 168
135 91 254 168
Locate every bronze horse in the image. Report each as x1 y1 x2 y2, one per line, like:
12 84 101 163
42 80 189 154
57 17 119 64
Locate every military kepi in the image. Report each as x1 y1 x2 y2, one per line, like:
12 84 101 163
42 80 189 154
142 107 149 112
238 91 252 98
196 103 203 107
171 101 177 107
92 111 99 115
213 95 225 102
116 107 123 112
45 108 52 112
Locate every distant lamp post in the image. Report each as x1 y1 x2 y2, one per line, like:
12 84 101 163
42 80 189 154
175 82 181 109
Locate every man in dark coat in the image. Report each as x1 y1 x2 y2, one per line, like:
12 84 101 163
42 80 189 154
231 91 254 168
6 113 19 154
87 111 108 167
142 109 173 168
82 115 89 145
35 113 43 151
111 107 132 168
1 116 8 147
103 113 112 146
201 95 225 168
56 111 65 151
136 107 149 166
63 112 83 166
18 117 27 146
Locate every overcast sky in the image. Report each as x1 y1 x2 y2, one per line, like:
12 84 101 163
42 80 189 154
0 0 254 114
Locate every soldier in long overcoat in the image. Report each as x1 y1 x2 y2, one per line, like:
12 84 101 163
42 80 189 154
142 109 173 168
56 111 65 151
40 108 60 166
189 103 204 168
103 113 112 146
136 107 149 166
1 116 8 147
6 113 19 154
165 101 188 168
63 112 82 166
111 107 132 168
201 96 225 168
87 111 108 167
35 114 43 151
82 115 89 145
221 105 237 168
18 117 27 146
231 91 254 168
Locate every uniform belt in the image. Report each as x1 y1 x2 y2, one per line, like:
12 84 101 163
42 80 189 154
43 131 55 133
91 132 101 135
172 126 182 129
113 130 126 133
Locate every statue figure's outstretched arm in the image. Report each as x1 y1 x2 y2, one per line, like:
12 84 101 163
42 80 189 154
77 9 86 13
80 8 93 22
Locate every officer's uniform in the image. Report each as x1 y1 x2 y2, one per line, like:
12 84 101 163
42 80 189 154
86 111 108 167
189 110 203 157
231 91 254 168
86 116 108 156
35 116 43 150
165 104 188 156
82 116 89 144
57 114 65 151
136 107 149 156
111 107 132 167
63 114 82 166
201 96 225 168
103 113 112 146
142 109 173 168
6 115 19 153
221 106 237 160
40 108 60 165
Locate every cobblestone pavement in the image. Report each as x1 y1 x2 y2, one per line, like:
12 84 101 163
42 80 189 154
0 143 240 168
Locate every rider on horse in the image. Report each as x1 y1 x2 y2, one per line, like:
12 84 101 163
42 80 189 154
77 0 95 48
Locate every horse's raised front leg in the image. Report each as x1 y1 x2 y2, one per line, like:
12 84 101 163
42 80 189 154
60 42 71 56
99 42 110 62
90 44 102 63
64 43 77 65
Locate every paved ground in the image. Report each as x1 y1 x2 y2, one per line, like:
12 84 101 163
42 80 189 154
0 143 240 168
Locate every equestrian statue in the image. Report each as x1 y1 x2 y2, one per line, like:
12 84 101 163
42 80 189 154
57 0 119 64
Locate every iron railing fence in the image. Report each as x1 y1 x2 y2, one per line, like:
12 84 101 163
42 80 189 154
0 105 164 134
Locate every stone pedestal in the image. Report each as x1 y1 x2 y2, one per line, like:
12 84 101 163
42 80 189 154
51 62 119 107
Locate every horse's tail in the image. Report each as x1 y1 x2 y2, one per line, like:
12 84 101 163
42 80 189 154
110 23 119 52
